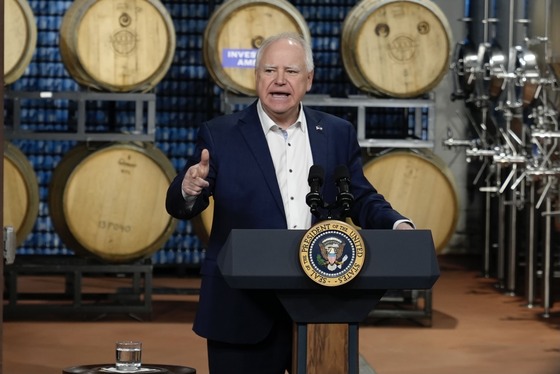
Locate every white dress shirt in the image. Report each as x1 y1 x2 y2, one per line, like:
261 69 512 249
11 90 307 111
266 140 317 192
257 100 313 230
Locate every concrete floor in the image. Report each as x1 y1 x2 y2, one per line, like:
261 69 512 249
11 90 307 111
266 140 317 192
3 255 560 374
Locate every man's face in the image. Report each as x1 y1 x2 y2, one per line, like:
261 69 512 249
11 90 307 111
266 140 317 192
255 38 313 127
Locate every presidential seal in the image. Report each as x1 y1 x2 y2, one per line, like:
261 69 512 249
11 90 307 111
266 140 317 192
299 220 365 287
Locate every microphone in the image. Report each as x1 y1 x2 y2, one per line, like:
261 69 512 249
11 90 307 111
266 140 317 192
334 164 354 214
306 165 324 215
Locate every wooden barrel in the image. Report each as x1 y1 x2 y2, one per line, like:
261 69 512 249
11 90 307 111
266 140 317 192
362 149 459 252
341 0 452 98
4 0 37 85
49 142 177 263
3 142 40 246
59 0 176 93
203 0 311 96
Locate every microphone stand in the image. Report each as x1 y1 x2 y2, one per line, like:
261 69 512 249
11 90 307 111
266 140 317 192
305 164 355 222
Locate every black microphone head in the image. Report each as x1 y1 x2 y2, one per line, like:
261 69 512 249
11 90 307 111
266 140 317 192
335 164 353 199
308 164 325 185
334 164 350 181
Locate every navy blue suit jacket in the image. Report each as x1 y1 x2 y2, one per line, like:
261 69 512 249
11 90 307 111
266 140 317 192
166 101 408 344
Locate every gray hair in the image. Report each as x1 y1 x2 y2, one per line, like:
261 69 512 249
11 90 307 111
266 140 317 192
255 32 314 73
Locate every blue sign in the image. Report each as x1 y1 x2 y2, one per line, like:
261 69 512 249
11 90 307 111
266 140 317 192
222 49 257 68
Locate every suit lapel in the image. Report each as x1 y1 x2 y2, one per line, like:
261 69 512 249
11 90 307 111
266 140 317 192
238 103 285 215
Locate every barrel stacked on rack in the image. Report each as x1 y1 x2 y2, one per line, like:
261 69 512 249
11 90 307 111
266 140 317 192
341 0 452 98
59 0 176 93
4 0 38 247
4 0 37 86
48 142 177 263
3 141 39 247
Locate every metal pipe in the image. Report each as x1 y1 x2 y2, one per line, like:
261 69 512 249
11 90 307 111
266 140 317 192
484 0 490 43
497 165 506 289
542 193 552 318
525 180 536 307
506 186 517 295
545 0 551 62
483 181 492 278
509 0 515 51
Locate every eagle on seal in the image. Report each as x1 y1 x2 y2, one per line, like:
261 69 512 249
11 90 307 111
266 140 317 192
319 237 346 270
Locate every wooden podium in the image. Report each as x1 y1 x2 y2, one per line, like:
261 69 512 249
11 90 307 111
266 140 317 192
217 229 439 374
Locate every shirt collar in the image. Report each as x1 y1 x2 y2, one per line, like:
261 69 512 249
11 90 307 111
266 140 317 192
257 100 306 135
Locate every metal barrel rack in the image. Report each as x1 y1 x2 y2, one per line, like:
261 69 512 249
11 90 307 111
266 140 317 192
4 255 153 319
3 90 158 318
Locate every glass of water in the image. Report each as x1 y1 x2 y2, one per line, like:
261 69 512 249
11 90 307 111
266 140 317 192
115 341 142 371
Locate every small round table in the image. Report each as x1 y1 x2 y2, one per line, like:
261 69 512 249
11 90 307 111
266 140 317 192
62 364 196 374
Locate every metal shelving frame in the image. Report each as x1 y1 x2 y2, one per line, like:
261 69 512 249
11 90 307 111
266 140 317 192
368 289 433 327
3 90 157 317
3 256 153 319
222 91 436 149
4 90 157 142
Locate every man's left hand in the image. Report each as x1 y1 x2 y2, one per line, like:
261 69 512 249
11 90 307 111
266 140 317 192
396 222 414 230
